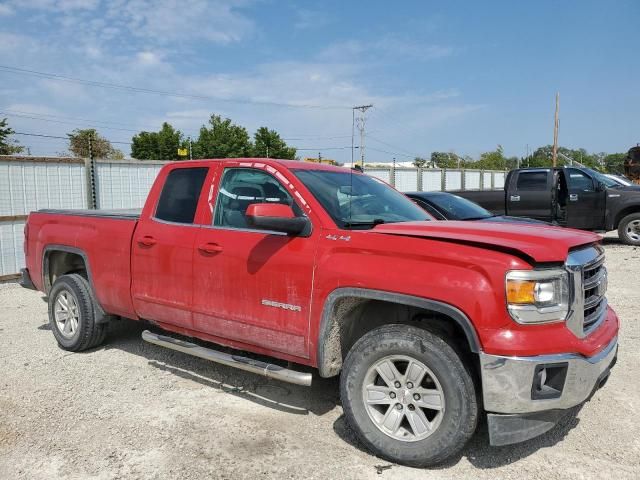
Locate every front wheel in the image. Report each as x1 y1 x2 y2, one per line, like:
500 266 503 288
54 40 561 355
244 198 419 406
340 325 478 467
618 213 640 246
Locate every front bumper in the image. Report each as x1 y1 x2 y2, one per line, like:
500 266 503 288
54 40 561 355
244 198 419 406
480 336 618 445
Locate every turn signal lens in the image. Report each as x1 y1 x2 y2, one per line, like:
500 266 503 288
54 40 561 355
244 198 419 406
506 280 536 304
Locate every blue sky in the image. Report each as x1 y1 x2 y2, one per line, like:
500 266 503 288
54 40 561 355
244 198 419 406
0 0 638 162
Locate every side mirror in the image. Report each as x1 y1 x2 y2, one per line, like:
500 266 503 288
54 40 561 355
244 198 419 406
596 181 606 191
246 203 310 235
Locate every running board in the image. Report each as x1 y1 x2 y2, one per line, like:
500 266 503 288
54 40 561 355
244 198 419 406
141 330 312 387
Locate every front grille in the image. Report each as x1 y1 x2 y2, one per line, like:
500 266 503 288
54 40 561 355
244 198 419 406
582 254 607 333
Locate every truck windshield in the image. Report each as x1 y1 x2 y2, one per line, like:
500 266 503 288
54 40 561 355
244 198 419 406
425 194 494 220
584 168 621 188
293 169 430 229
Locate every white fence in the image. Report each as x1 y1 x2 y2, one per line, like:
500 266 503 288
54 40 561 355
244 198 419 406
0 156 506 278
366 167 506 192
0 156 164 278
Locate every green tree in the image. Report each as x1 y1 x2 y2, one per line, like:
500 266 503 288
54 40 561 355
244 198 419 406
471 145 513 170
67 129 123 159
252 127 296 159
430 151 463 168
192 114 252 159
0 118 25 155
412 156 427 168
529 145 602 169
603 153 627 174
131 122 186 160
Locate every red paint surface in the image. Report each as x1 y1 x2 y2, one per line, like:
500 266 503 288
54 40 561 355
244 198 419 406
25 158 619 366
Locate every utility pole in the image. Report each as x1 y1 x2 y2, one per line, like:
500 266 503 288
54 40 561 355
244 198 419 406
552 92 559 167
87 132 97 209
353 104 373 168
188 136 193 160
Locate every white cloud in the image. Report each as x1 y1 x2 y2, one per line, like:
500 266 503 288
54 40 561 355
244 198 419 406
320 37 456 63
0 32 38 53
3 103 61 116
294 9 330 30
9 0 99 11
104 0 255 45
0 3 14 15
135 50 163 66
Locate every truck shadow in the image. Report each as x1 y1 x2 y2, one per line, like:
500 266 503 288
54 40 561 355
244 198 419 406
97 318 340 417
54 317 583 469
333 405 582 469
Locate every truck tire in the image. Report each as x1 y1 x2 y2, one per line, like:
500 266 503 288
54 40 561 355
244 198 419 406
340 325 477 467
48 274 107 352
618 213 640 246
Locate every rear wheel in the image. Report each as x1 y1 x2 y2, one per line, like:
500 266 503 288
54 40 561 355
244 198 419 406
340 325 478 467
48 274 107 351
618 213 640 246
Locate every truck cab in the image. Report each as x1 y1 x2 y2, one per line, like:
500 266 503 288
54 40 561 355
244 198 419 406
505 167 610 229
458 166 640 245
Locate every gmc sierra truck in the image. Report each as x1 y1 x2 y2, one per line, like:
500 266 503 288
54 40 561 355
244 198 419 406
455 166 640 245
21 158 618 467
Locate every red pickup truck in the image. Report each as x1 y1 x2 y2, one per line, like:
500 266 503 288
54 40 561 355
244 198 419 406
21 158 618 467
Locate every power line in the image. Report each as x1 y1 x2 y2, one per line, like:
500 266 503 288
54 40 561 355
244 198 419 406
367 135 422 159
12 132 417 159
367 146 414 158
2 108 352 141
0 108 159 131
12 131 132 145
1 111 144 133
0 65 351 110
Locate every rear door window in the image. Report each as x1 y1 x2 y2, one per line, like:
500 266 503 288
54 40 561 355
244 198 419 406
155 167 208 224
516 172 548 191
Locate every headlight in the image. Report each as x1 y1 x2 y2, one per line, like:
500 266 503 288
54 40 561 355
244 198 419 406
505 269 570 324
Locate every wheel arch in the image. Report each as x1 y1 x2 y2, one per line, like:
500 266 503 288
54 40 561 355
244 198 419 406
613 205 640 230
42 244 111 323
317 287 481 378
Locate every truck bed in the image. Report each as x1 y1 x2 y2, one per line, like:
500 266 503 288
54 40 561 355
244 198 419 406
26 208 140 319
38 208 141 220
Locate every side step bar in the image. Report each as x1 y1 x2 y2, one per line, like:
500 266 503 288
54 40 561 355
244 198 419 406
141 330 312 387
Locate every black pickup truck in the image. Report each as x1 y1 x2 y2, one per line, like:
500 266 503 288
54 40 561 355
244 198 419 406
455 167 640 245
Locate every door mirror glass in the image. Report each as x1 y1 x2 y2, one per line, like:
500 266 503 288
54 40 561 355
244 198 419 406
246 203 310 235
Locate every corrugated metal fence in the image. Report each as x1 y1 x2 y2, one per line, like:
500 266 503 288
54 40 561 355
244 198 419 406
0 156 165 279
365 167 506 192
0 155 506 279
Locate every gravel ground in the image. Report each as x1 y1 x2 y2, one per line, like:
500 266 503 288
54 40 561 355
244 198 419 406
1 234 639 480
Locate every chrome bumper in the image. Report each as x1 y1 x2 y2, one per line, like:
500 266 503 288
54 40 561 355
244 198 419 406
480 336 618 414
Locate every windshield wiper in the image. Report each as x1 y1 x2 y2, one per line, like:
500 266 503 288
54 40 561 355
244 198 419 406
343 218 386 228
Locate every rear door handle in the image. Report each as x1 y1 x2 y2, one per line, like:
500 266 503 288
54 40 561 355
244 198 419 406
569 194 578 201
137 235 157 247
198 242 223 254
510 195 520 202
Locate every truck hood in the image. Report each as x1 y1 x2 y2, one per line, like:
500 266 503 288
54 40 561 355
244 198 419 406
372 221 600 263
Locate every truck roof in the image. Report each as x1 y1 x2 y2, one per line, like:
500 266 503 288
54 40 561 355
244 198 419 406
164 158 353 173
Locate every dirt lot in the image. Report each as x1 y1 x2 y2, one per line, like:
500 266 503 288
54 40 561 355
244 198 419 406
1 234 638 480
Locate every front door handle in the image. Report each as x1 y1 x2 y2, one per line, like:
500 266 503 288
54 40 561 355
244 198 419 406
569 194 578 201
137 235 157 247
198 242 223 255
510 195 520 202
